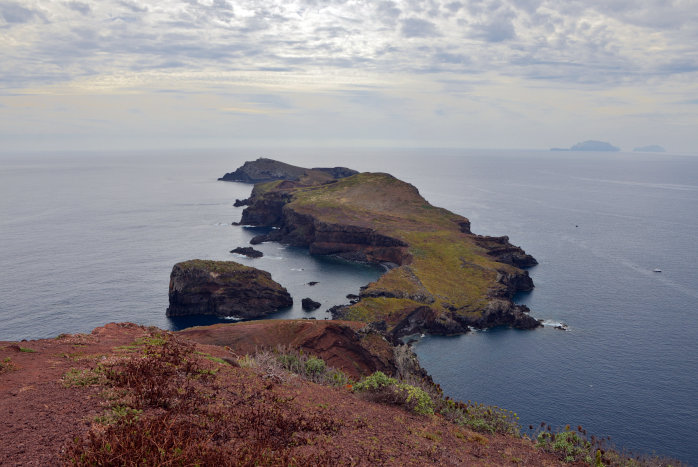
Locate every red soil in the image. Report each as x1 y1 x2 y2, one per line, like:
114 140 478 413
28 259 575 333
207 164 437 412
0 322 568 466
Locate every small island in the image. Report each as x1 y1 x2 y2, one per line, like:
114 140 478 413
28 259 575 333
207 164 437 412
230 159 540 340
166 259 292 319
552 140 620 152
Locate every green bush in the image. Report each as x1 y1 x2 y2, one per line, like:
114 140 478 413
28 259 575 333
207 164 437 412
353 371 397 392
354 372 434 416
536 428 595 464
305 357 326 375
398 383 434 415
438 399 520 435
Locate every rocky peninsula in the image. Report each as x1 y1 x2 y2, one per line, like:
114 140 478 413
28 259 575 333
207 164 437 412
166 259 292 319
228 159 540 339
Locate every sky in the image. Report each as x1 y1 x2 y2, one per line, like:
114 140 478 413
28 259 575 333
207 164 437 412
1 0 697 153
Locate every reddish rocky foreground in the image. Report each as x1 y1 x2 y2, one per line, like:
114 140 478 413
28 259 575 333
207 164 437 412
0 322 568 466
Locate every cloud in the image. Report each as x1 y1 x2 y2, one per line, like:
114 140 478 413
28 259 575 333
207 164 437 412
1 0 697 152
66 2 91 15
401 17 440 38
0 1 45 24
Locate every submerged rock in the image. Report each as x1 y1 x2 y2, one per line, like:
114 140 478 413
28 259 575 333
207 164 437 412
166 259 292 319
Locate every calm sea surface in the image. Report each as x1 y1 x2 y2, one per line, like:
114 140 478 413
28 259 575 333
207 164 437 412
1 148 697 464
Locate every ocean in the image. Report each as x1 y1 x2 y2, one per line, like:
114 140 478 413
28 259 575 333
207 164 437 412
1 148 696 464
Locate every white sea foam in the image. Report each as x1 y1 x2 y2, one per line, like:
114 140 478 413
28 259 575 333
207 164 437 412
541 320 569 330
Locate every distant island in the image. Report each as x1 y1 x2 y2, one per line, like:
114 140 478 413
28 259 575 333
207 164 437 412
551 140 620 152
634 145 666 153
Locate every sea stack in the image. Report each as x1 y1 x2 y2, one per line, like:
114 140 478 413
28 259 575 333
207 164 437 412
166 260 292 319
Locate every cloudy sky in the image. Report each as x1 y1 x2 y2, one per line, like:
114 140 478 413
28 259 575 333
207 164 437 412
1 0 697 152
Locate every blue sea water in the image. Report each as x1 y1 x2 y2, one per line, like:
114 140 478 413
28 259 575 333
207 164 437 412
1 148 697 464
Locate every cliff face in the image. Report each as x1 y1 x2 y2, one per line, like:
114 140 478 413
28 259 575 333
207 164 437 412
236 167 540 338
166 260 292 319
179 320 405 380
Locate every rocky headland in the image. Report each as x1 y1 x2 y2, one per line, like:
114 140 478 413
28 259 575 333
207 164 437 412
218 157 358 183
166 259 292 319
230 160 540 339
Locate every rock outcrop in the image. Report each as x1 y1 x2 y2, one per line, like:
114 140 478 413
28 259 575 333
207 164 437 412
218 157 358 183
166 260 292 319
233 161 541 338
301 298 321 310
230 246 263 258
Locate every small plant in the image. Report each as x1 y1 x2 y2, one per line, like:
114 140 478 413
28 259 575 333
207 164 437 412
536 429 590 463
354 371 397 391
62 368 102 387
19 347 37 353
438 398 520 435
268 348 351 386
353 371 434 416
1 357 18 374
95 405 143 425
305 356 326 374
398 383 434 415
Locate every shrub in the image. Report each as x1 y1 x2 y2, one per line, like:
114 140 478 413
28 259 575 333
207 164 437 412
305 356 326 374
353 371 397 391
270 348 350 387
398 383 434 415
438 399 520 436
353 371 434 416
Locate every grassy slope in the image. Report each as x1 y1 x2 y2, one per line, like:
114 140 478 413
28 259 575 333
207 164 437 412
283 172 524 328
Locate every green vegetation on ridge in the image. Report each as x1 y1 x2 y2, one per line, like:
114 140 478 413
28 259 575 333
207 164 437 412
251 171 535 334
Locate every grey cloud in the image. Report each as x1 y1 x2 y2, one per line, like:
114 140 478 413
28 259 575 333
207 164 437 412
0 2 45 24
467 4 518 42
313 25 351 38
116 1 148 14
444 2 463 13
435 52 471 65
470 18 516 42
401 17 440 38
375 1 401 25
66 2 91 15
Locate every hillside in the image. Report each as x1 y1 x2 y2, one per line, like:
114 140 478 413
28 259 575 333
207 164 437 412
1 323 569 465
